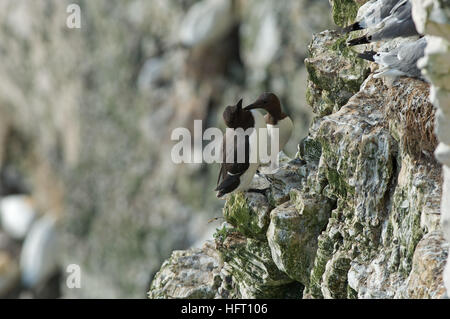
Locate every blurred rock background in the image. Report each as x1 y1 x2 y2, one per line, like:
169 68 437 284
0 0 332 298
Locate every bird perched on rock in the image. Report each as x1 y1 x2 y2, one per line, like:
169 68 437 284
348 0 419 46
343 0 401 34
244 93 293 169
215 99 266 198
357 37 427 80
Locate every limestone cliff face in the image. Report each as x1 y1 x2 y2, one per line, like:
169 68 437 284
149 0 450 299
0 0 333 298
410 0 450 296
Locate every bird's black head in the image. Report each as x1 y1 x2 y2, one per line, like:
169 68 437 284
223 99 254 129
223 99 242 128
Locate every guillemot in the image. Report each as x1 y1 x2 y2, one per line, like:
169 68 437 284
244 93 293 167
215 99 266 198
348 0 419 46
343 0 401 34
357 37 427 80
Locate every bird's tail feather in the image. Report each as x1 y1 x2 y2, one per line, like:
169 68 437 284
215 175 240 198
358 50 377 62
216 165 224 187
342 21 363 34
347 35 371 46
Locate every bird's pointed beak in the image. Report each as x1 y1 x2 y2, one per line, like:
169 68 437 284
244 102 261 111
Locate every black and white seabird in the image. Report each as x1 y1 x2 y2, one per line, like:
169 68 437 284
343 0 401 33
215 99 266 198
348 0 419 46
244 93 293 163
358 37 427 80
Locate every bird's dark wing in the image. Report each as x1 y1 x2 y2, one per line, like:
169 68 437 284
215 130 250 196
215 175 240 198
216 131 225 187
222 129 250 175
216 164 224 187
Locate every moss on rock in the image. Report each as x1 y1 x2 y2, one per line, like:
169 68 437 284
149 0 445 301
266 191 335 285
216 226 303 298
305 30 370 116
330 0 360 27
223 192 271 240
321 250 352 298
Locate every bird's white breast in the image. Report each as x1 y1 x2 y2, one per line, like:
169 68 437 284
232 110 267 192
248 110 267 164
267 116 293 153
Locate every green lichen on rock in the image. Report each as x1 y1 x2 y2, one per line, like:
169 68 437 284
330 0 360 27
303 233 335 298
216 226 303 298
321 250 352 298
305 76 442 299
148 241 223 299
324 167 353 198
298 136 322 163
149 0 445 301
264 159 306 206
267 190 335 285
406 231 449 299
305 30 370 116
223 192 271 240
387 156 439 278
306 82 335 116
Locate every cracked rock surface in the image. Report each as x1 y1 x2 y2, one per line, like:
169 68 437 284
149 0 448 299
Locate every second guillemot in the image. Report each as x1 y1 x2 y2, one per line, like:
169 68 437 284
244 92 293 171
215 98 266 198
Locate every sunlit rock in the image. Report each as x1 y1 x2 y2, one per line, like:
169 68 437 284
411 0 450 40
412 0 450 297
20 216 59 288
0 195 36 240
267 191 334 285
405 231 448 298
223 192 271 241
214 225 303 298
148 241 222 299
305 30 370 116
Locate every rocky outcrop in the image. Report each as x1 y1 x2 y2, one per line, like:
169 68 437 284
410 0 450 296
0 0 333 297
149 0 449 299
215 226 303 299
148 241 222 299
405 231 448 298
305 30 370 116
